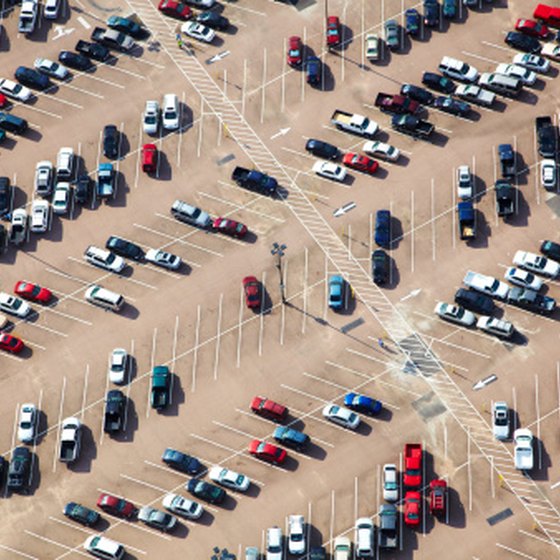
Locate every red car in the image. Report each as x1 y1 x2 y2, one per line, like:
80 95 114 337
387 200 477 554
287 36 303 67
0 94 7 108
248 439 287 464
404 491 421 527
141 143 157 173
212 217 248 238
243 276 260 309
515 18 549 38
429 479 447 516
0 333 24 354
326 16 341 47
342 153 379 175
96 493 137 518
250 396 288 421
14 281 53 304
158 0 192 20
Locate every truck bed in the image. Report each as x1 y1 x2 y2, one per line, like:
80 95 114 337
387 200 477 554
331 110 354 125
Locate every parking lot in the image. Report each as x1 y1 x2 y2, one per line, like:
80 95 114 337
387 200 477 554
2 0 560 558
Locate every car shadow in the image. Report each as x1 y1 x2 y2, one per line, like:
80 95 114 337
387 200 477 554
157 373 185 417
119 132 130 159
25 451 40 496
119 302 139 319
196 508 215 526
171 520 189 539
279 455 299 472
355 421 373 436
446 485 466 528
385 253 400 289
374 407 393 422
219 493 237 511
505 187 530 227
530 436 552 481
155 150 173 181
33 409 49 446
244 483 261 499
305 442 327 461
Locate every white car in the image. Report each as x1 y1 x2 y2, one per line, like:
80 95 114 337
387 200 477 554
457 164 473 199
365 33 380 60
143 100 160 135
492 401 510 440
513 250 560 278
513 53 550 73
312 161 347 182
108 348 129 384
0 78 32 102
145 248 182 270
84 245 126 273
18 403 37 443
288 515 306 555
209 466 250 492
514 428 534 470
52 182 71 214
504 267 543 291
30 199 50 233
0 292 31 318
476 316 514 339
541 42 560 61
187 0 215 7
162 493 204 519
44 0 61 18
34 57 69 80
34 160 53 196
266 526 283 560
434 302 476 326
322 404 360 430
541 158 556 190
181 21 215 43
363 140 400 161
138 506 177 531
495 63 536 86
83 536 125 559
382 463 398 502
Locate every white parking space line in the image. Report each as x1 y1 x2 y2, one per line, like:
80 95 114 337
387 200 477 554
24 530 89 556
495 543 537 560
345 347 392 367
39 305 92 326
213 420 260 441
79 73 126 89
213 293 223 380
42 94 83 109
48 515 94 534
61 81 105 99
103 63 146 81
11 100 62 119
146 327 157 419
18 331 47 349
191 305 201 393
236 285 244 368
0 544 38 560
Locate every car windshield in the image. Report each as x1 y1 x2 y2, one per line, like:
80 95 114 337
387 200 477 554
490 279 501 292
11 299 22 310
289 49 300 56
20 421 32 429
145 115 157 124
191 208 201 219
117 500 128 511
385 481 397 489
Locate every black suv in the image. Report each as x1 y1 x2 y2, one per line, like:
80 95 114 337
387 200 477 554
305 139 339 160
504 32 542 54
15 66 50 90
423 0 439 27
422 72 456 94
59 51 94 71
103 124 119 159
507 287 556 315
74 174 90 204
400 83 434 105
196 11 229 30
0 176 11 216
75 40 111 62
454 288 495 314
103 390 125 434
7 447 31 493
372 249 389 285
105 236 145 261
541 240 560 262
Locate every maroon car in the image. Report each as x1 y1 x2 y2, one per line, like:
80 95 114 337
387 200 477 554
14 281 53 304
243 276 260 308
96 493 137 518
250 396 288 421
158 0 192 20
213 217 248 238
287 36 303 67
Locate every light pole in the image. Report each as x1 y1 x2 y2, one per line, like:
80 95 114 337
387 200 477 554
271 242 287 304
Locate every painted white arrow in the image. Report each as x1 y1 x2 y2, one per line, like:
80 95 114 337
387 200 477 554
333 202 356 217
473 374 497 391
207 50 231 64
52 26 75 41
270 127 291 140
400 288 421 302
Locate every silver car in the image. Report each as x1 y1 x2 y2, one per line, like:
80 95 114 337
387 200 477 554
434 302 476 326
492 401 510 440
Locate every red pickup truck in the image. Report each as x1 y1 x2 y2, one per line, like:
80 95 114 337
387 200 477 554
534 3 560 27
375 93 419 115
404 443 422 488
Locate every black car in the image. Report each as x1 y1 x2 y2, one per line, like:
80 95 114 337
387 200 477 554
433 96 471 117
372 249 389 285
305 139 339 160
103 124 119 159
14 66 50 90
0 176 11 216
196 11 229 30
162 448 201 474
405 8 420 36
106 15 146 39
541 240 560 262
454 288 495 314
59 51 94 71
7 447 31 493
273 426 310 451
423 0 439 27
103 390 125 434
64 502 101 526
422 72 455 94
306 57 321 85
75 40 111 62
507 287 556 315
105 236 145 261
74 174 90 204
504 32 542 54
400 83 434 105
187 479 226 504
310 547 327 560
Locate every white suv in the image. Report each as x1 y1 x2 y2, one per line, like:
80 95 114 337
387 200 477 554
438 56 479 82
30 199 49 233
266 526 283 560
355 518 374 558
382 463 398 501
457 165 473 200
162 93 179 131
84 245 126 273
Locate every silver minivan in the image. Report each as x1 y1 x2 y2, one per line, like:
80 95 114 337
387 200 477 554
477 316 514 339
83 535 125 560
85 285 124 312
479 73 522 97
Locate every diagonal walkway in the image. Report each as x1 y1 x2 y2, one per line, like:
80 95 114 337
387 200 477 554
127 0 560 548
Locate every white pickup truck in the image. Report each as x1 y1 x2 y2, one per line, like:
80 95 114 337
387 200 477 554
59 417 82 463
331 110 378 138
18 0 38 34
455 84 495 107
463 271 509 300
514 428 534 470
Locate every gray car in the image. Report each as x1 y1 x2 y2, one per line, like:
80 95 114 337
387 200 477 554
385 19 399 51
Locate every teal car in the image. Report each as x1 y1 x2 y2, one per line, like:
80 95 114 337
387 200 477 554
328 275 345 310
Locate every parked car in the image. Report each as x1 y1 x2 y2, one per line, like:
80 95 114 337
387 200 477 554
212 217 248 238
108 348 129 384
138 506 177 531
423 0 439 27
84 245 126 273
15 66 50 90
513 53 550 73
433 96 471 117
181 21 215 43
187 479 226 504
52 182 71 215
0 333 24 354
305 57 321 85
209 466 250 492
405 9 420 35
243 276 261 309
434 302 476 326
343 392 382 415
305 139 339 160
273 426 310 451
404 491 421 527
107 15 145 38
63 502 101 526
145 248 182 270
83 536 125 559
312 161 347 182
162 493 203 519
457 165 473 199
266 526 283 560
0 78 32 102
504 267 543 291
7 447 31 493
516 18 549 39
513 250 560 277
400 83 434 105
374 209 391 247
251 396 288 421
442 0 456 18
14 281 52 303
328 275 346 310
288 515 306 555
158 0 192 20
476 316 515 339
0 176 11 216
105 236 145 261
44 0 61 19
58 51 93 71
249 440 287 464
383 463 398 501
326 16 341 47
363 141 400 161
287 36 303 67
384 19 399 50
504 31 542 53
422 72 456 94
103 124 119 159
365 34 380 60
542 42 560 60
0 292 31 318
496 63 536 85
143 100 160 135
322 404 360 429
454 288 495 314
342 153 378 174
196 11 229 30
18 403 37 443
540 240 560 262
541 159 556 189
372 249 389 285
492 401 510 440
96 493 137 518
162 448 201 474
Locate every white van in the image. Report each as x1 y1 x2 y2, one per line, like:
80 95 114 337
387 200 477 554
162 93 179 130
477 316 514 339
85 285 124 312
479 73 522 97
83 535 125 560
355 518 375 558
56 147 74 180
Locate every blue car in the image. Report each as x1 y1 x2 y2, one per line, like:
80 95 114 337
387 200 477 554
405 9 420 36
328 275 345 310
344 393 382 415
306 57 321 85
374 210 391 248
273 426 310 451
162 448 201 474
106 15 145 39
